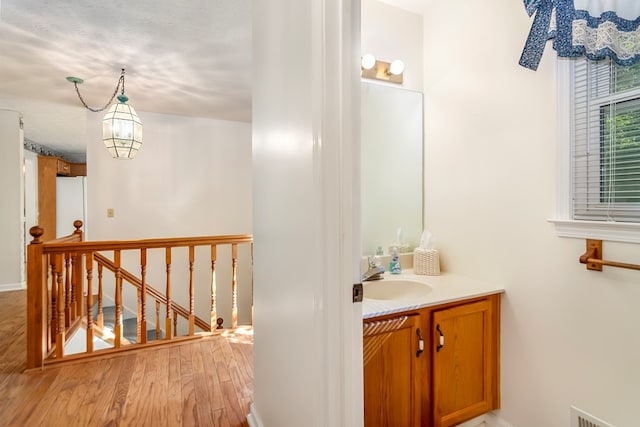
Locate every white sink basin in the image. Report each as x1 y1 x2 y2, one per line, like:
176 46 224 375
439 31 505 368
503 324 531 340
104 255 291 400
364 279 432 301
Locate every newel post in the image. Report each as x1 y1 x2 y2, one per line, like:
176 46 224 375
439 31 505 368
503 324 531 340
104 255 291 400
27 226 47 369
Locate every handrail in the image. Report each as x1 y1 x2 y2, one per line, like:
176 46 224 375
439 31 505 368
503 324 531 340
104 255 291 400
39 234 253 253
27 221 253 369
579 239 640 271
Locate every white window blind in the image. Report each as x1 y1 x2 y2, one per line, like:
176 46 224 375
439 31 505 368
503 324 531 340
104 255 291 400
572 58 640 222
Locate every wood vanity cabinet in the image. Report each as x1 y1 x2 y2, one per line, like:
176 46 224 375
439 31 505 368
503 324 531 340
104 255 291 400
363 293 500 427
430 294 500 427
363 314 423 427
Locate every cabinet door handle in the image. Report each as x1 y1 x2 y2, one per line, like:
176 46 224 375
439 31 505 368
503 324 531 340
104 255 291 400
436 324 445 352
416 328 424 358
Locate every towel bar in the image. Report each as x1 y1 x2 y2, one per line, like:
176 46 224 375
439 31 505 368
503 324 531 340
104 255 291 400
579 239 640 271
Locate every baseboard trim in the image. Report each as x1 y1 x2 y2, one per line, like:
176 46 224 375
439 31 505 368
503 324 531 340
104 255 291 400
456 412 515 427
246 404 511 427
484 412 516 427
457 414 489 427
0 282 25 292
247 403 263 427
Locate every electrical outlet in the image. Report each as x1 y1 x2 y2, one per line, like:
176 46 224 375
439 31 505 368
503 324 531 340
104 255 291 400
107 208 114 218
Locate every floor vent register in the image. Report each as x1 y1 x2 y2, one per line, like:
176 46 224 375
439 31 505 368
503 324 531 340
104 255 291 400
571 406 614 427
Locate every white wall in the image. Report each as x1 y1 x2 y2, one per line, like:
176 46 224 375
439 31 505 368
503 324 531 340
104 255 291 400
86 112 252 240
423 1 640 426
361 0 423 92
86 111 253 326
23 149 38 287
0 110 25 290
251 0 361 426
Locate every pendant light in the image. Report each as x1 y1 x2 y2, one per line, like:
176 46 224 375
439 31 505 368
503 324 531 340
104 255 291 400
67 69 143 159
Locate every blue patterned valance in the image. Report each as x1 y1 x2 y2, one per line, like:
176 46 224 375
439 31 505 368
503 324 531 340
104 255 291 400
520 0 640 70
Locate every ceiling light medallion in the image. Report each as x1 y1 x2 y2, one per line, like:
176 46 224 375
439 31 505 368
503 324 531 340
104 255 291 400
67 69 142 159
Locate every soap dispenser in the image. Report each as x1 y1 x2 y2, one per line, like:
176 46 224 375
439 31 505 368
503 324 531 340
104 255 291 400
389 246 402 275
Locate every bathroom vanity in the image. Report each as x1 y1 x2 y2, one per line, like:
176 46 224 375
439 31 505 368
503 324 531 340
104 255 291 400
362 272 504 427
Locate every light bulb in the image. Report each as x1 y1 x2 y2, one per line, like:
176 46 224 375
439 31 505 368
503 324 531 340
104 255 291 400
389 60 405 75
361 54 376 70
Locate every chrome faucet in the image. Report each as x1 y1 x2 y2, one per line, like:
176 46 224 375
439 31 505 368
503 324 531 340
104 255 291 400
362 256 384 282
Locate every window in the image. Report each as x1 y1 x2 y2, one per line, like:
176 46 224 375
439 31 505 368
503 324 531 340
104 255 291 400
573 58 640 222
551 58 640 242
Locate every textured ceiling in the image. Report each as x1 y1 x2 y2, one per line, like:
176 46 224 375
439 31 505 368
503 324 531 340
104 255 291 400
0 0 252 162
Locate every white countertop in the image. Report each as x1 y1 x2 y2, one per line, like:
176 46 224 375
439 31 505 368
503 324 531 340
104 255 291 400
362 270 505 319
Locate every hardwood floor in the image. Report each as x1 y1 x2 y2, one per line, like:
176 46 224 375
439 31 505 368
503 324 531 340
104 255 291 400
0 290 253 427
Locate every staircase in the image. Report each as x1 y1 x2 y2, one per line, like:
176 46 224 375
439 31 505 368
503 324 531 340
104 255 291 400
65 301 165 356
94 304 165 344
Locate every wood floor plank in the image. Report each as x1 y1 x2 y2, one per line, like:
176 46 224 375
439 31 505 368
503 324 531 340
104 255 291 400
228 342 253 401
74 358 122 427
166 347 183 426
1 368 60 426
125 347 166 426
213 408 232 427
47 360 97 422
24 362 90 425
179 344 200 426
0 290 27 376
192 341 219 424
85 355 133 426
220 378 250 427
0 290 254 426
118 350 150 425
145 348 170 426
213 334 232 383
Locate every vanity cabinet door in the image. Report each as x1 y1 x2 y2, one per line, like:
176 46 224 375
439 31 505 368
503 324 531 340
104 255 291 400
363 314 423 427
431 295 500 427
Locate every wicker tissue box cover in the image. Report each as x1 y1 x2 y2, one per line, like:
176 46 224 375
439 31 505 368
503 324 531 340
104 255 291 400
414 248 440 275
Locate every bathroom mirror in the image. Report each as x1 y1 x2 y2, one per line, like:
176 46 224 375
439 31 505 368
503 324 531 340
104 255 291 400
361 82 423 256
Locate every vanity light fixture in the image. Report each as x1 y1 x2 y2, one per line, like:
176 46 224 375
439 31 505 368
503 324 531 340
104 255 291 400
360 55 405 84
67 68 142 159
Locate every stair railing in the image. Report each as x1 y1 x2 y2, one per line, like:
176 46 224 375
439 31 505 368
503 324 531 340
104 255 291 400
26 221 253 369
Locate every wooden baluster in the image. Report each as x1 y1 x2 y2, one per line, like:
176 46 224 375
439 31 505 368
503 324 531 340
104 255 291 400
155 301 161 340
139 249 147 344
210 245 217 332
97 264 104 329
69 253 78 320
165 247 172 340
188 245 195 336
136 287 142 343
173 311 178 337
49 256 57 347
73 251 84 319
85 252 94 354
231 243 238 329
55 254 65 359
114 250 123 349
64 253 72 326
71 253 78 319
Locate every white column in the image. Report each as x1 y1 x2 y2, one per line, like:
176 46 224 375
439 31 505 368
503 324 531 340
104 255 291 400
250 0 362 426
0 109 25 290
